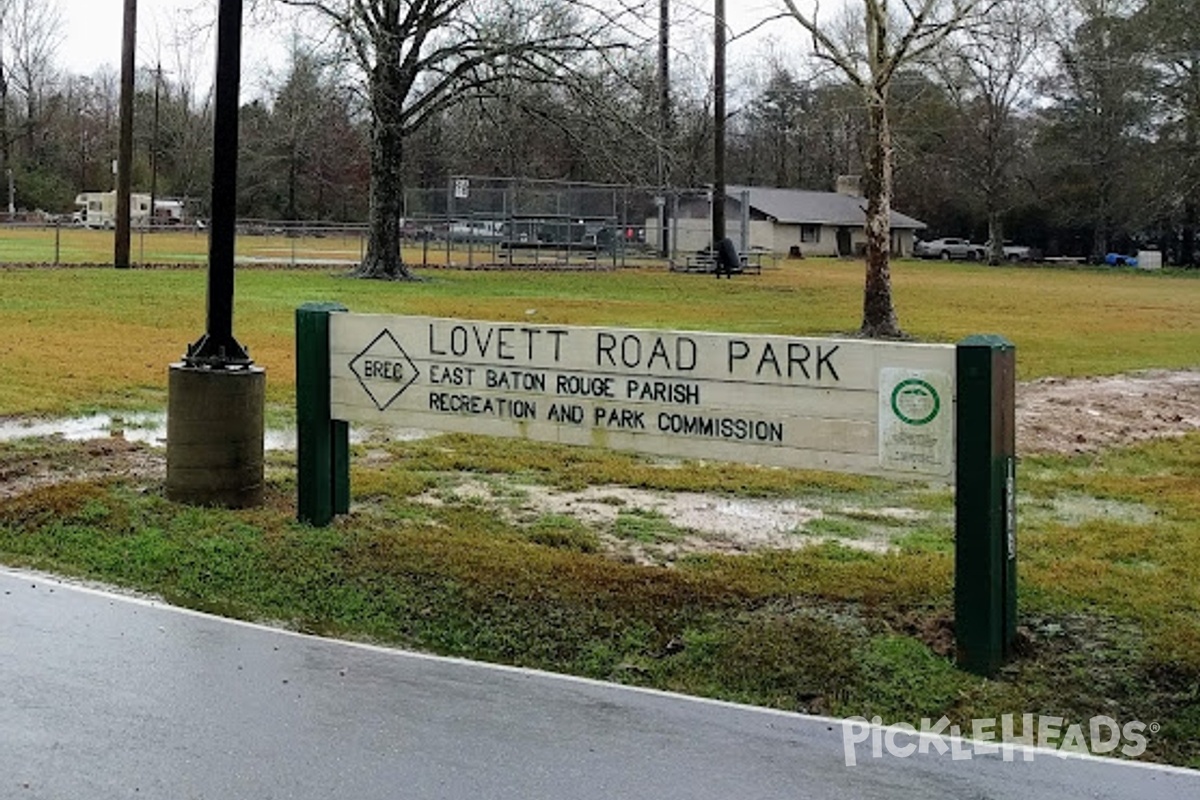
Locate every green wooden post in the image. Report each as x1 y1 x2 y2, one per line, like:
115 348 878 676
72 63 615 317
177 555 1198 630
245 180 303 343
296 302 349 526
955 335 1017 676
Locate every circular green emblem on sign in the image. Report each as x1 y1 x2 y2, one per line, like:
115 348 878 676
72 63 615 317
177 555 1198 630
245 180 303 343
891 379 941 426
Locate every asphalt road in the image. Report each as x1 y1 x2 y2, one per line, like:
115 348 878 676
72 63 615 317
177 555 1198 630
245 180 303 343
2 569 1197 800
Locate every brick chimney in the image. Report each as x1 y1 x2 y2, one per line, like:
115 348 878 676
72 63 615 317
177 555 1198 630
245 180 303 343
835 175 862 197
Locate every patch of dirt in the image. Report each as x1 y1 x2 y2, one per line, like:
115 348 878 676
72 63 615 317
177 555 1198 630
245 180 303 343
1017 369 1200 455
419 479 900 565
529 485 828 542
0 437 163 500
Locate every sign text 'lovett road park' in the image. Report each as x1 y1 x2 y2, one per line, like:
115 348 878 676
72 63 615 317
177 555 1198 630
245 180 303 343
329 314 957 480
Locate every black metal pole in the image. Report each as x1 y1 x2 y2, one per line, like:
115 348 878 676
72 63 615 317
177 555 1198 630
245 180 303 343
186 0 249 366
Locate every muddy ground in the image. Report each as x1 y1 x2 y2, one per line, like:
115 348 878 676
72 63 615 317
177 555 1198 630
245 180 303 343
2 370 1197 563
1017 369 1200 455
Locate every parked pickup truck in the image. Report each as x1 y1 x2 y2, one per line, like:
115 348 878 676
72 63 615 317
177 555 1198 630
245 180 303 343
914 238 985 261
984 241 1037 262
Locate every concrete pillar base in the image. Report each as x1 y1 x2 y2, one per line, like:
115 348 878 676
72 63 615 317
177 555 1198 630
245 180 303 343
166 364 266 509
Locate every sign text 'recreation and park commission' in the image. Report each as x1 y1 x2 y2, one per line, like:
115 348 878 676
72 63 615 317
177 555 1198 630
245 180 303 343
329 315 957 480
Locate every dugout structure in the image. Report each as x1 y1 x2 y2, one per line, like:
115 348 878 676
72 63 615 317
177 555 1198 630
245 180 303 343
401 177 655 270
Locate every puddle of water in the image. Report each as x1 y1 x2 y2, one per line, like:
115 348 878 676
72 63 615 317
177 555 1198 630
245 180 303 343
0 413 169 446
0 414 430 451
1019 492 1157 528
1036 493 1158 527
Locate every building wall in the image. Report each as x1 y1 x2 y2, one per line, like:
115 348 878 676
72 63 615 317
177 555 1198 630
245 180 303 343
774 223 836 257
645 218 743 253
645 216 918 258
773 223 917 258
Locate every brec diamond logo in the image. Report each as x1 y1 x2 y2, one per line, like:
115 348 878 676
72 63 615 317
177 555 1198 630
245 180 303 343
348 329 420 411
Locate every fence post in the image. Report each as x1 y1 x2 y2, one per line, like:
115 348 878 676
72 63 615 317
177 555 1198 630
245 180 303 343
296 301 350 526
955 335 1017 676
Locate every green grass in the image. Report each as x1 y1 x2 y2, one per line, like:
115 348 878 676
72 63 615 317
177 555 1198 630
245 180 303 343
0 260 1196 415
0 227 352 265
805 515 871 539
0 258 1198 766
612 508 685 544
523 513 602 553
1 431 1198 765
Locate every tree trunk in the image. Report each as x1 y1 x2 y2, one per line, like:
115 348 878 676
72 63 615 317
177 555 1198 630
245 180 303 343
987 212 1005 266
1183 199 1197 268
1092 223 1108 263
0 57 8 181
985 109 1004 266
860 87 902 338
357 49 413 280
1184 85 1198 268
287 139 298 221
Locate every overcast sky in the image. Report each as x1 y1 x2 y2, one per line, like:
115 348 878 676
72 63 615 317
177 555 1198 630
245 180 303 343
58 0 202 76
56 0 805 94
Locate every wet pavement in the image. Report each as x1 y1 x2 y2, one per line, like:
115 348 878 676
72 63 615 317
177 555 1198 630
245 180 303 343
1 569 1197 799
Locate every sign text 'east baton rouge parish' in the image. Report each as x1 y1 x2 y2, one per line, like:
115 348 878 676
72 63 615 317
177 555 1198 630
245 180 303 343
329 314 957 480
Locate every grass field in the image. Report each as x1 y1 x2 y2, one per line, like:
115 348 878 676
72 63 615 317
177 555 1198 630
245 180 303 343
1 225 366 266
0 225 632 269
0 251 1196 416
0 253 1198 766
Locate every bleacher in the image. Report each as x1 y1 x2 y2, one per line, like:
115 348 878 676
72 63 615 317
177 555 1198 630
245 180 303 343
671 250 762 275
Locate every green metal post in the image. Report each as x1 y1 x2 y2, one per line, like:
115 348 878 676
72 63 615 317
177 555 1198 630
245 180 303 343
332 418 350 516
955 335 1017 676
296 302 349 526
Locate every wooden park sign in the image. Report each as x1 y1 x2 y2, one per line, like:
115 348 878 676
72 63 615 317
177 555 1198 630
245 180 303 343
296 303 1017 675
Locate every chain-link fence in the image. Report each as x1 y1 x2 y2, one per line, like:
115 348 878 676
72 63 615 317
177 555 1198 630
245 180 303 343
402 178 756 270
400 177 657 269
2 179 760 271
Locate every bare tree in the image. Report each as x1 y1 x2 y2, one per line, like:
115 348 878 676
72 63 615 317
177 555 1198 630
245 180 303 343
239 45 368 220
0 0 10 190
2 0 63 168
780 0 983 338
1039 0 1152 259
459 51 668 184
938 0 1049 264
3 0 62 156
157 7 216 212
277 0 639 280
1139 0 1200 266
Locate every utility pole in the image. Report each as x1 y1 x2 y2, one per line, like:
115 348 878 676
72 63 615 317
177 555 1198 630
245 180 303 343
115 0 137 269
150 62 161 229
0 16 9 214
712 0 727 249
658 0 670 257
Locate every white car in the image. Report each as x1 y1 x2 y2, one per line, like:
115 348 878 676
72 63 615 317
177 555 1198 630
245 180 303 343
914 238 985 261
